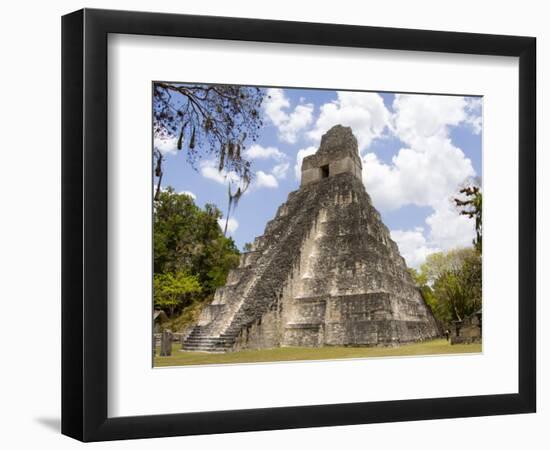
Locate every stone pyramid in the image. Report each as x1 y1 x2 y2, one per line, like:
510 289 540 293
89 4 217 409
182 125 440 352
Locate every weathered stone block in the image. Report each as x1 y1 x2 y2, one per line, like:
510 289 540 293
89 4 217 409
160 329 173 356
450 311 482 344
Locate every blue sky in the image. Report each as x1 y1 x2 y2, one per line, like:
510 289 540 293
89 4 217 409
156 86 482 268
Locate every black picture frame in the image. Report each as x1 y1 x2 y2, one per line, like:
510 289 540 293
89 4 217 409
62 8 536 442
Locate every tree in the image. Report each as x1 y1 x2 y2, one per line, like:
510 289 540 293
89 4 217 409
419 248 478 285
153 187 240 303
153 271 202 316
409 184 483 327
408 267 436 312
454 185 482 253
432 251 481 323
411 248 481 325
153 83 265 200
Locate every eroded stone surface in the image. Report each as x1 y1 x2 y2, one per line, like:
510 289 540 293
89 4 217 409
160 329 173 356
182 125 440 352
450 310 482 345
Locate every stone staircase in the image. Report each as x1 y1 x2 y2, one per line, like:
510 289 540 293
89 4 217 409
181 186 325 353
180 326 234 352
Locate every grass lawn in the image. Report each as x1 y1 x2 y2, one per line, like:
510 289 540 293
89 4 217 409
154 338 481 367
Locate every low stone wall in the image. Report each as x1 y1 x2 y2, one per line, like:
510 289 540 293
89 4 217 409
450 323 481 344
450 312 482 345
153 332 182 346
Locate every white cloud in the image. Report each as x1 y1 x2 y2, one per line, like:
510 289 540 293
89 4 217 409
390 228 440 269
425 201 476 251
392 94 467 146
466 97 482 110
363 94 479 267
465 115 482 135
263 88 314 143
244 144 286 161
217 217 239 234
363 95 477 213
199 161 288 198
179 190 196 200
362 137 475 211
390 202 475 269
392 93 482 140
308 91 390 151
200 150 287 191
263 88 289 126
199 160 240 185
465 97 483 134
242 144 289 181
391 208 474 269
294 146 317 179
254 170 279 189
271 162 289 180
154 137 178 155
281 104 315 143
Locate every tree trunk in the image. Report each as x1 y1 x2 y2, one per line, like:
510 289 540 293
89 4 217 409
154 169 163 201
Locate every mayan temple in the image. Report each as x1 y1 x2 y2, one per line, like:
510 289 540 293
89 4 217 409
182 125 440 352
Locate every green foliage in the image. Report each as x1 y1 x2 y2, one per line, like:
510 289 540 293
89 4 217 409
153 188 240 320
432 251 481 323
162 296 212 334
410 248 481 326
153 271 202 315
408 268 436 312
419 248 478 285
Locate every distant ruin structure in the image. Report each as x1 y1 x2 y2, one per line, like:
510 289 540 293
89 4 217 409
182 125 440 352
450 310 482 345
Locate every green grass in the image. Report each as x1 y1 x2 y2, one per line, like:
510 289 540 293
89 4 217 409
154 339 481 367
